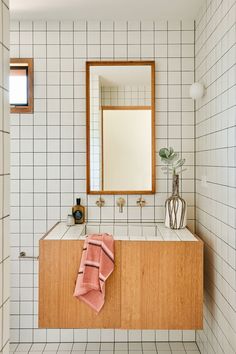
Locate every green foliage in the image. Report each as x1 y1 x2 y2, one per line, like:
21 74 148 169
159 147 186 175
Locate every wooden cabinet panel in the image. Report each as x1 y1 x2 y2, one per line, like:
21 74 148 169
121 241 203 329
39 240 121 328
39 238 203 329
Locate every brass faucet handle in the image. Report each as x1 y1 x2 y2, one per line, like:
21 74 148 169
96 197 105 207
136 197 146 207
116 197 125 213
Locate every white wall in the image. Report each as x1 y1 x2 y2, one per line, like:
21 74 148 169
10 19 195 343
103 109 152 191
195 0 236 353
0 0 10 353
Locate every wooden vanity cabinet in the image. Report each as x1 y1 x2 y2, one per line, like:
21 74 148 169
39 238 203 329
39 240 121 328
121 241 203 329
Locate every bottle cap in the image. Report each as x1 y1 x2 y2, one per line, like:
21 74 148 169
76 198 81 205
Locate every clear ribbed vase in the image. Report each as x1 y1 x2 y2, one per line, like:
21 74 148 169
165 174 187 229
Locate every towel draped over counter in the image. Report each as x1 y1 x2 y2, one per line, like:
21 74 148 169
73 233 114 313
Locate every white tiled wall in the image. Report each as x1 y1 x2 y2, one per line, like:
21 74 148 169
90 74 102 191
0 0 10 353
195 0 236 353
10 19 195 343
101 85 151 106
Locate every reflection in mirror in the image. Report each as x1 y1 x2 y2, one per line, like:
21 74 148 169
87 61 155 194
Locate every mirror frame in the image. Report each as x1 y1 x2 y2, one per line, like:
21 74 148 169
86 60 156 195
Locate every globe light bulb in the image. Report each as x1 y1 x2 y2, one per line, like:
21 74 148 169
189 82 205 99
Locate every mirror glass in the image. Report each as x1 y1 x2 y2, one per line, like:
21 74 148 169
87 61 155 194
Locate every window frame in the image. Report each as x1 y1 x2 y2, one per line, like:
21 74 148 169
10 58 34 114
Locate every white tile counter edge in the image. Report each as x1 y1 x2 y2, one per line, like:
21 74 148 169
43 222 199 241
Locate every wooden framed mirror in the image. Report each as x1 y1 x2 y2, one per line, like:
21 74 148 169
86 61 155 195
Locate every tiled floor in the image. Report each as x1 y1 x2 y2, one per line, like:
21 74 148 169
10 342 200 354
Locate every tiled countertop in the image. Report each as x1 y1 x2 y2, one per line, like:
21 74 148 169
43 222 199 242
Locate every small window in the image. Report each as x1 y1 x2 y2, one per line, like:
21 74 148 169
10 58 34 113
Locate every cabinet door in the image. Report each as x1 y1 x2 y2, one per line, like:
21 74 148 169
121 241 203 329
39 240 121 328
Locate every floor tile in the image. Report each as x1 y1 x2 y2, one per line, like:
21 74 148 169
10 344 18 351
30 343 46 351
44 343 60 351
129 342 142 350
59 343 74 350
100 342 114 350
170 342 185 350
114 342 128 350
156 342 171 350
142 342 157 350
86 343 100 350
10 341 200 354
72 343 87 350
15 344 32 351
184 342 199 351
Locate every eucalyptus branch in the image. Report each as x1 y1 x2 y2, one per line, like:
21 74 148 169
159 147 186 176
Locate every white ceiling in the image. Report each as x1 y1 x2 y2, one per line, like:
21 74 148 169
10 0 205 20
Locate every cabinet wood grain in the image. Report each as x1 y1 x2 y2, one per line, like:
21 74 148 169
121 241 203 329
39 238 203 329
39 240 121 328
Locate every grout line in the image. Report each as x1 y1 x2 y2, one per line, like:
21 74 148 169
193 19 196 233
18 19 22 345
32 20 35 344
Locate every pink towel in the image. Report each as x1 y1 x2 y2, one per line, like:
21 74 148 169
73 233 114 313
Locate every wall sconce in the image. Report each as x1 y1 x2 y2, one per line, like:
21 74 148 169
189 82 205 100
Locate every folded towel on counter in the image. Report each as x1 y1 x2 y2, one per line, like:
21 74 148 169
73 233 114 313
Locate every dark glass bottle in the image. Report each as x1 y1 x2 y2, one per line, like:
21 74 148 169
72 198 85 224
